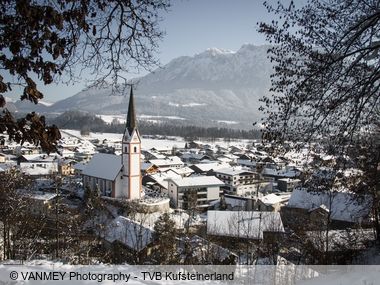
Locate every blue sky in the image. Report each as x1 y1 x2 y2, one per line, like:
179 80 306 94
6 0 281 102
158 0 270 63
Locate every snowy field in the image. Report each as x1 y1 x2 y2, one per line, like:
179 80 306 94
61 129 253 151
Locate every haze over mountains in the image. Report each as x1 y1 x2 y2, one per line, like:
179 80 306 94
14 44 273 129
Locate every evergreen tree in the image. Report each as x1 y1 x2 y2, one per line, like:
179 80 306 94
152 213 178 264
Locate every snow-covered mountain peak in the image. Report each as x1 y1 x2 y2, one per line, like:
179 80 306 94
20 44 273 128
199 47 235 57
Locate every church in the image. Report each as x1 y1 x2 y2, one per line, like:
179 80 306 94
82 87 143 200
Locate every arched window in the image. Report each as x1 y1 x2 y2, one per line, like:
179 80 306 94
124 146 128 153
134 146 137 153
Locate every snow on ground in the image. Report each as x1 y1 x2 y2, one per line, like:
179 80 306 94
215 120 239 125
169 102 207 107
130 210 190 230
140 114 186 120
61 129 254 152
298 266 380 285
96 115 126 124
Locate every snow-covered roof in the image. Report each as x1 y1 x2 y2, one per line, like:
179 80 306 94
20 162 58 176
278 178 301 183
149 171 182 189
309 204 330 213
181 153 209 160
82 153 122 181
207 210 285 239
21 154 59 162
214 167 255 176
164 167 194 176
262 167 300 178
259 193 283 205
191 162 230 172
225 197 247 208
169 176 224 187
105 216 153 252
149 156 184 167
128 211 190 230
141 162 154 171
287 188 372 223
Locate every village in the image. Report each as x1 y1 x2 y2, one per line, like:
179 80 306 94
0 88 376 266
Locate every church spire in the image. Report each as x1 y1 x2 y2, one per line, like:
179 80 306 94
126 85 136 135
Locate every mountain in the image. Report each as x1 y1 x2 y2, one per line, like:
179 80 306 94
16 44 273 128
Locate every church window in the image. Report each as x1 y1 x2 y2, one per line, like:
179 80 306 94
134 146 137 153
124 146 128 153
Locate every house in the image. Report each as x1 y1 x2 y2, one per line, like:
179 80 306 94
141 150 166 160
236 154 256 168
148 156 184 170
277 178 301 192
181 152 211 163
58 159 76 176
0 153 7 163
18 190 58 218
216 154 239 164
143 171 182 192
222 194 256 211
288 188 372 223
19 156 59 177
167 176 224 210
207 210 285 241
104 216 153 263
164 167 194 177
214 167 270 196
282 188 373 230
309 204 330 228
189 162 229 175
187 141 203 149
141 162 159 175
261 165 302 181
257 193 283 212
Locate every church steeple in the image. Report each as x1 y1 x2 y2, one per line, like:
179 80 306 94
121 84 142 200
126 85 136 135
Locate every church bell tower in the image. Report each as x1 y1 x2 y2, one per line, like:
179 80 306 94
122 86 142 199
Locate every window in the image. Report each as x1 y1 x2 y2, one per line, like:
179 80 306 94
124 146 128 153
134 146 137 153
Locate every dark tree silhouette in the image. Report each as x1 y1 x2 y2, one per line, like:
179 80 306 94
0 0 170 153
259 0 380 239
259 0 379 145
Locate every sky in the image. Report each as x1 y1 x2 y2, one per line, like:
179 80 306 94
6 0 278 103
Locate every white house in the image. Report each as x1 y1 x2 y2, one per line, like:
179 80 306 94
167 176 224 210
214 167 271 196
148 156 184 170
